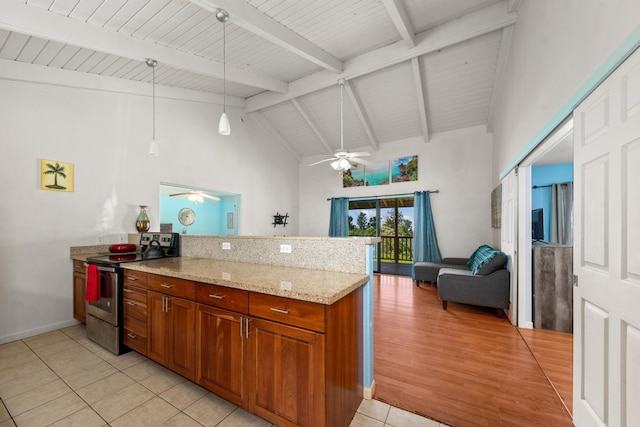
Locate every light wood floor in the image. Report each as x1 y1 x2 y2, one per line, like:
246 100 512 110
372 274 574 427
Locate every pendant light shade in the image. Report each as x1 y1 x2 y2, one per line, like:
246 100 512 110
219 112 230 135
146 58 159 156
217 10 230 136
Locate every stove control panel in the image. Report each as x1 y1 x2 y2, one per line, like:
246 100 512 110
139 232 180 256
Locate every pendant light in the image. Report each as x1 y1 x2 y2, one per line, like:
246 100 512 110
146 58 159 156
216 10 230 136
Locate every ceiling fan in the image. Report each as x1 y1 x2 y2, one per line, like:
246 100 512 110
308 79 370 171
169 190 220 204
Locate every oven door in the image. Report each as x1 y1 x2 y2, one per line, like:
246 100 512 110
86 264 120 326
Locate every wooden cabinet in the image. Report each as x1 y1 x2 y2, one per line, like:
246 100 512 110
196 304 246 406
147 289 196 381
72 260 86 324
129 269 362 427
248 317 325 427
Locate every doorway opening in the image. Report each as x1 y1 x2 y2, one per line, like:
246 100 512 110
348 196 414 275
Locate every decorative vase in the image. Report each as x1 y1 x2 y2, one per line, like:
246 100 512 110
136 205 150 232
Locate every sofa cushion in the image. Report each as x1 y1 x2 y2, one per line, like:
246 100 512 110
466 245 492 268
468 245 504 275
476 253 507 275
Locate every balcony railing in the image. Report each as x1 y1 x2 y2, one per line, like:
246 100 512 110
380 235 413 263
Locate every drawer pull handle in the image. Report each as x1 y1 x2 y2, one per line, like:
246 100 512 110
127 301 137 306
127 333 136 339
270 307 289 315
126 276 137 281
160 284 173 289
208 294 224 299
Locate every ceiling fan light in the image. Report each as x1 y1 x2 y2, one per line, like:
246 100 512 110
331 160 341 170
149 139 159 156
219 111 231 135
188 194 204 203
339 158 351 170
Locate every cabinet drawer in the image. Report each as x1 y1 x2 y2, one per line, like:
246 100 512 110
123 328 147 354
123 286 146 304
196 283 248 313
123 314 146 337
73 260 86 274
249 293 325 333
123 270 148 287
124 299 147 323
148 274 195 299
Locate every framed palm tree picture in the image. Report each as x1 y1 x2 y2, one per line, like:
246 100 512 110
40 159 74 192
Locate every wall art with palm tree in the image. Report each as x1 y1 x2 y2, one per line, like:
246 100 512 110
40 159 74 192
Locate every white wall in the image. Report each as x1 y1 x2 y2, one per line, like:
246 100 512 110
0 64 299 343
492 0 640 178
299 126 495 257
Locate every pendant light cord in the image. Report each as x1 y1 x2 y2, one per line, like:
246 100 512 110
152 64 156 140
340 80 344 150
223 19 226 114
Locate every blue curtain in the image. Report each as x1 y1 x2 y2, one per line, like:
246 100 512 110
328 197 349 237
412 191 442 279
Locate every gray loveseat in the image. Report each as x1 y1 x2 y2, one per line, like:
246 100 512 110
414 245 510 317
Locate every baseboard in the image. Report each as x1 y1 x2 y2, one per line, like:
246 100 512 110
0 319 80 344
363 379 376 400
520 321 534 329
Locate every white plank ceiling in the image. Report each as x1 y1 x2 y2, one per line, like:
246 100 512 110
0 0 521 161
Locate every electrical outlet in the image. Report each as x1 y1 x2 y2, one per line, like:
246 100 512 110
280 281 292 290
97 235 104 244
280 244 292 254
222 242 231 250
222 272 231 280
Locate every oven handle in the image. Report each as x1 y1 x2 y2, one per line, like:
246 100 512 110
85 263 118 273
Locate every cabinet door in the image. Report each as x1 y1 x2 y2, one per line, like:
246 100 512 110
72 271 86 324
248 318 325 427
168 297 196 381
196 304 245 405
147 291 169 366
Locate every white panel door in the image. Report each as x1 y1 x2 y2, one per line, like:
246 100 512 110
501 168 518 324
573 47 640 427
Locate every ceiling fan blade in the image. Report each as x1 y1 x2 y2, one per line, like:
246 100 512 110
347 152 371 158
308 157 337 166
350 157 373 166
199 193 220 201
169 192 190 197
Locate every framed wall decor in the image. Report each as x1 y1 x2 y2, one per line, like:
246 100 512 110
365 161 390 186
343 165 365 187
491 184 502 228
40 159 74 192
391 155 418 182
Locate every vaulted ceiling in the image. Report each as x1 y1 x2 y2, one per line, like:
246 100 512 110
0 0 522 162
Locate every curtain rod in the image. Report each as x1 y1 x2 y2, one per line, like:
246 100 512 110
326 190 439 201
532 181 572 189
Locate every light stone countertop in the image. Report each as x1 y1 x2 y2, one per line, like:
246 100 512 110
123 257 369 305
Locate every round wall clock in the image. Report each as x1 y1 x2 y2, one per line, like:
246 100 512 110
178 208 196 226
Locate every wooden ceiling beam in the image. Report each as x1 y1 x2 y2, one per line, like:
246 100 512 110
343 80 378 152
291 98 334 154
0 1 288 93
411 58 430 143
382 0 416 48
486 26 513 132
250 112 302 162
190 0 343 73
245 2 516 112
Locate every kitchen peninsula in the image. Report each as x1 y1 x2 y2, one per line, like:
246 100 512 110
72 235 378 427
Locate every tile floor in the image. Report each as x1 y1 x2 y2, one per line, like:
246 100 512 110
0 325 448 427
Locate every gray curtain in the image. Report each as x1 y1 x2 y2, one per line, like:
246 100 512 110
328 197 349 237
550 183 574 245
